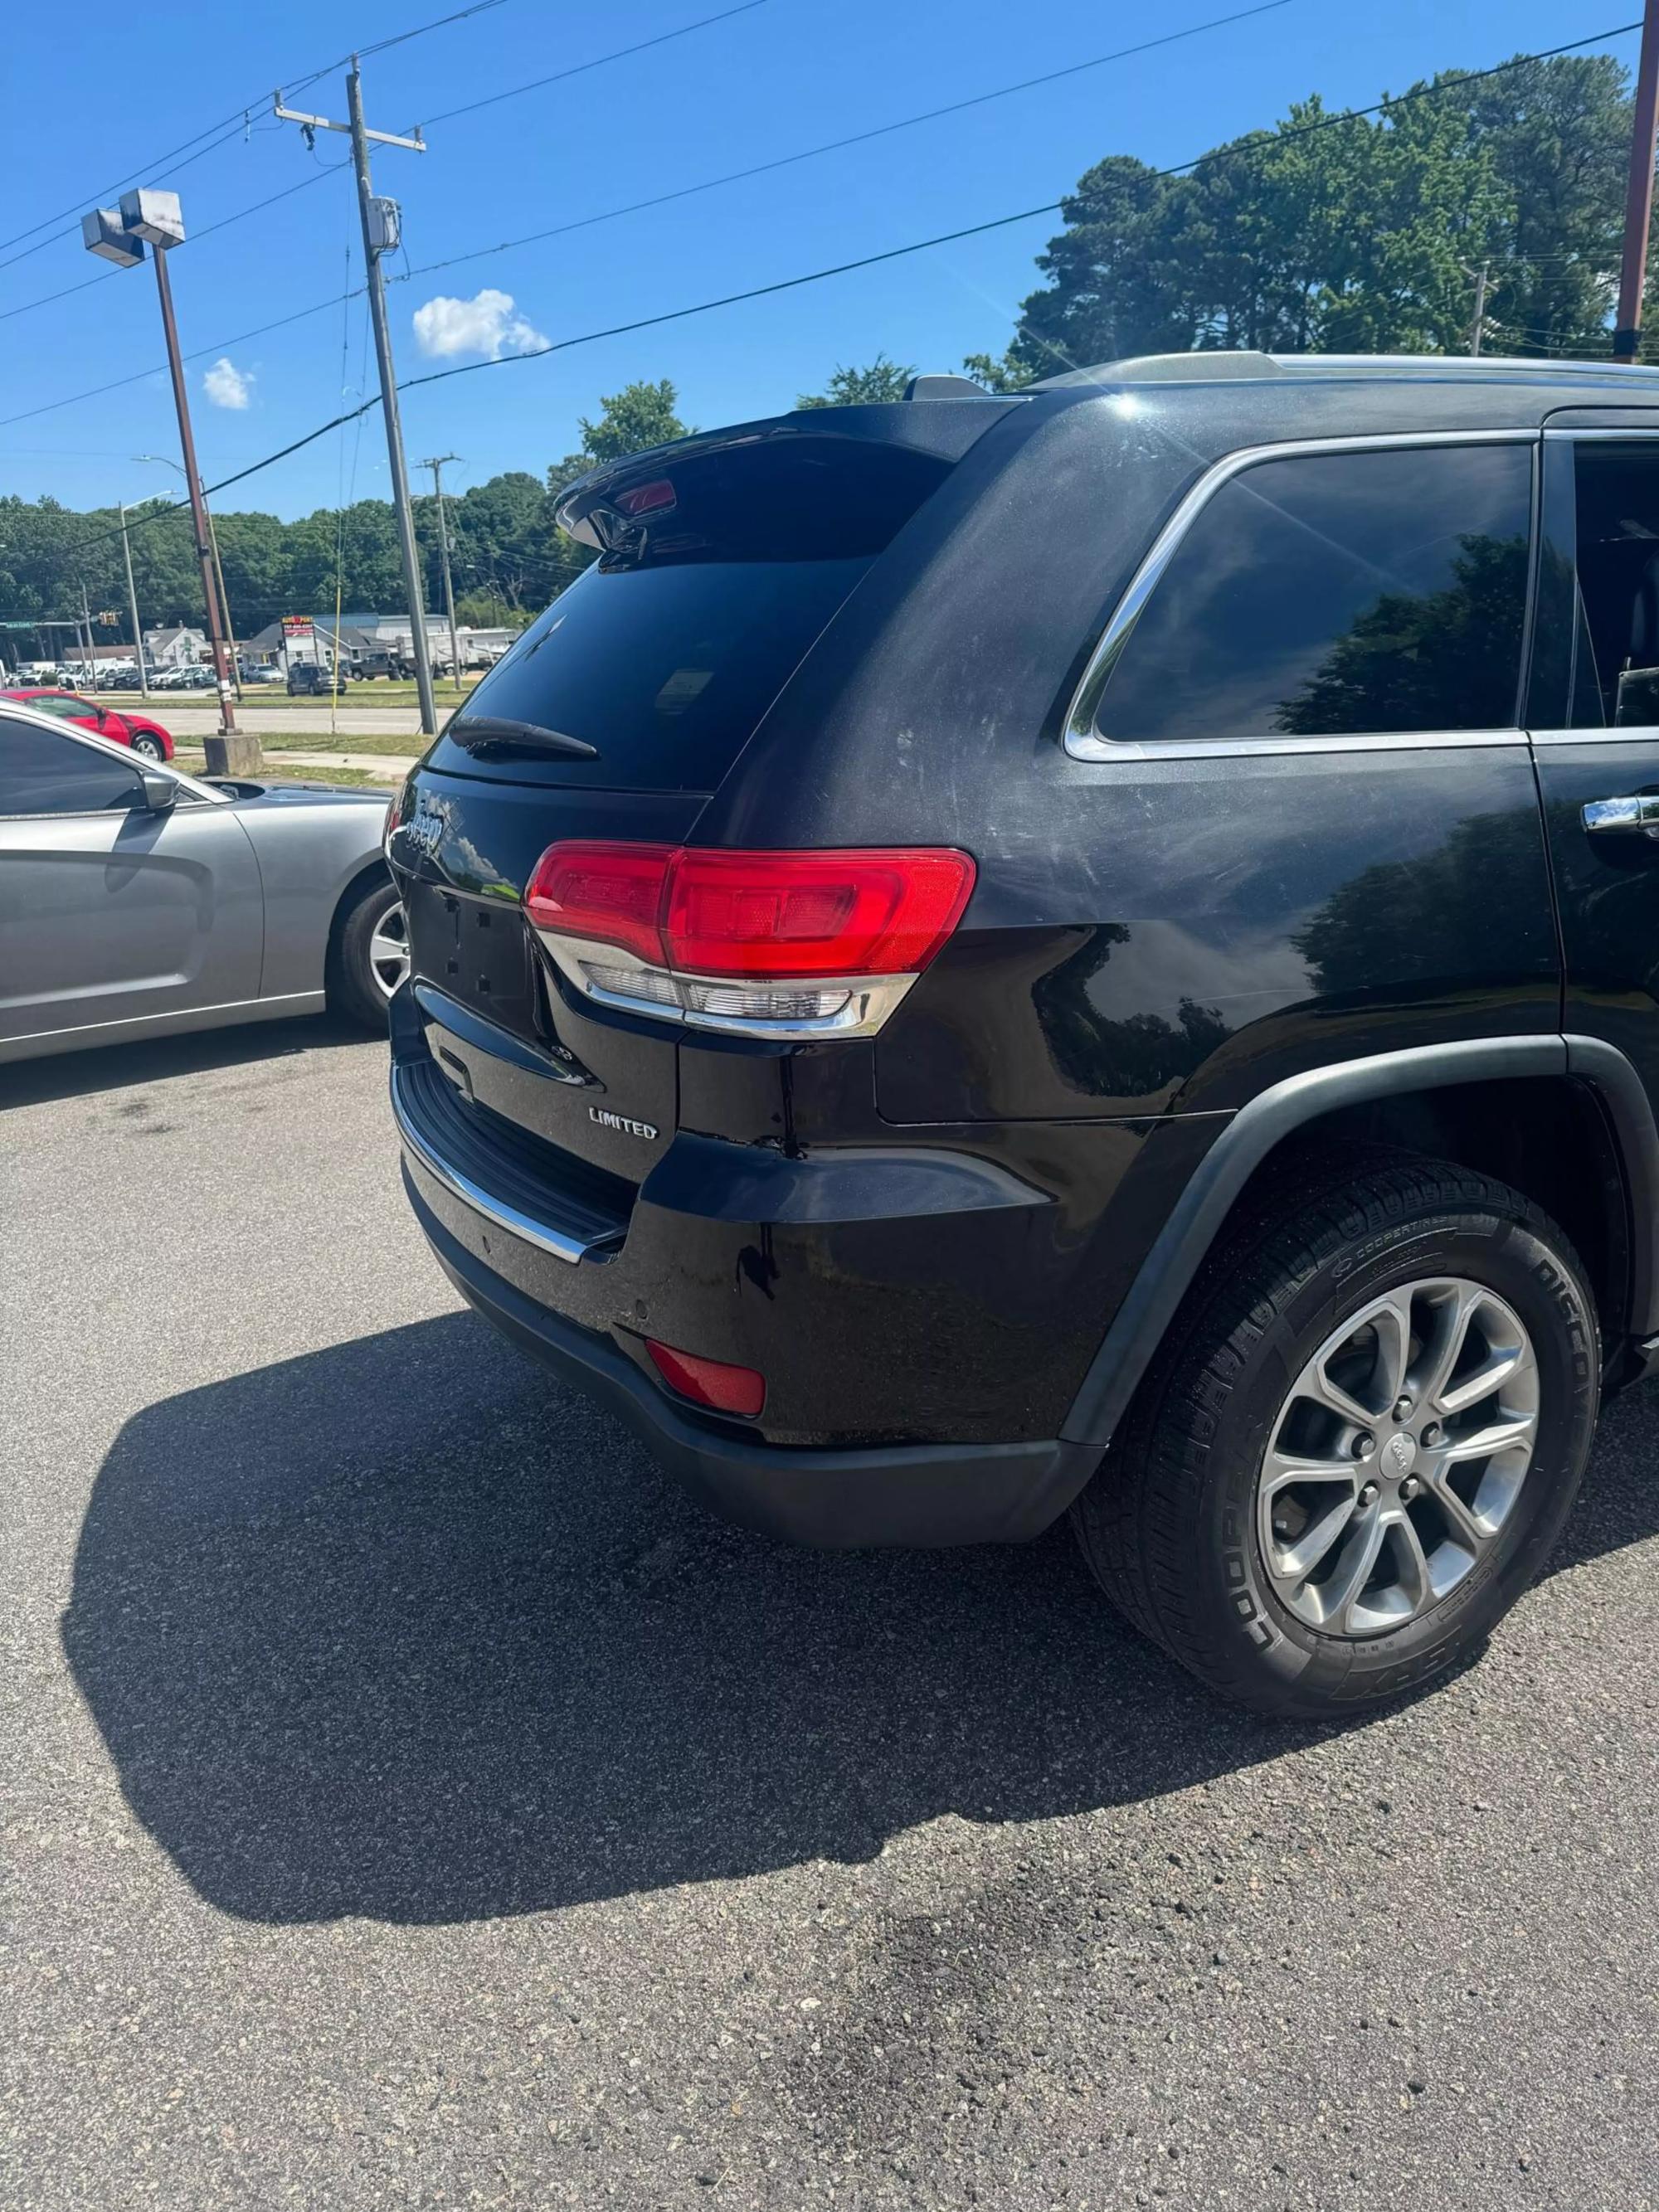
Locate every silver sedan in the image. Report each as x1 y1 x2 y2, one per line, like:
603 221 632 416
0 698 408 1064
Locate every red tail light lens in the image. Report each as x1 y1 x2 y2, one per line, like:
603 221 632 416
525 843 974 980
524 842 975 1037
525 841 674 966
646 1338 766 1417
664 848 974 978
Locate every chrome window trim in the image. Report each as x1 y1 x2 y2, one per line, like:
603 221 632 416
389 1060 601 1266
1063 427 1539 764
1532 727 1659 747
1542 425 1659 440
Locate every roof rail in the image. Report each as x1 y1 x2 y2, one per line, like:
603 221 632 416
1034 348 1659 390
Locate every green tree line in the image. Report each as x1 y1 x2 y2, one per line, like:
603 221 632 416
0 381 692 649
0 44 1646 646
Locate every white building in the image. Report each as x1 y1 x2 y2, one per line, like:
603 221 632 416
143 625 207 670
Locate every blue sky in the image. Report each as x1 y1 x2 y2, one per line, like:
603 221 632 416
0 0 1640 520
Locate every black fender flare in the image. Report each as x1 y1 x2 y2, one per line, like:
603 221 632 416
1059 1033 1659 1451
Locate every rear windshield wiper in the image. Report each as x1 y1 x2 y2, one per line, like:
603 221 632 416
449 714 598 758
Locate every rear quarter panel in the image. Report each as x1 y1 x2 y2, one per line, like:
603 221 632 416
231 790 392 997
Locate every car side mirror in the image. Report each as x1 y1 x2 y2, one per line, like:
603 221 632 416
139 767 176 812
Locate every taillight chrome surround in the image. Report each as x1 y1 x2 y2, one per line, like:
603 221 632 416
532 930 922 1040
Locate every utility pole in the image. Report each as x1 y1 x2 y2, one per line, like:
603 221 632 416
79 580 96 690
275 69 437 735
421 455 462 696
1616 0 1659 362
117 504 149 699
1461 260 1490 357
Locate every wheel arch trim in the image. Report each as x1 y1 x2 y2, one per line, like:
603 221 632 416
1059 1035 1659 1451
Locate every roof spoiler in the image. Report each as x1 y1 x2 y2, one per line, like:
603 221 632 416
553 397 1016 547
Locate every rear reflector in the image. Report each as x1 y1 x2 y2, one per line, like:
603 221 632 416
524 842 975 1038
646 1338 766 1417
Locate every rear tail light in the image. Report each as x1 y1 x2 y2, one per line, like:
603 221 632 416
646 1338 766 1417
524 843 975 1038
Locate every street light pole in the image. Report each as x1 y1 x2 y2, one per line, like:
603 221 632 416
150 246 241 755
117 503 149 699
421 455 462 694
83 191 256 768
137 454 241 701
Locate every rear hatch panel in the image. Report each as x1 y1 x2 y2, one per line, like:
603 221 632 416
396 773 702 1182
390 403 1013 1188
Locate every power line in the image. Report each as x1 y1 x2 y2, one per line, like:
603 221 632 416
0 293 363 433
0 0 511 280
394 0 1304 287
0 0 1296 418
0 1 775 327
0 158 357 328
51 17 1653 562
416 0 773 129
11 1 1598 428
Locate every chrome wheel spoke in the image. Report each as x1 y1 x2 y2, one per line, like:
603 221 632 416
1441 1411 1535 1462
1436 1346 1526 1419
1412 1282 1476 1411
368 905 410 998
1387 1510 1434 1611
1306 1363 1381 1431
1321 1507 1389 1634
1422 1461 1497 1553
1367 1290 1415 1411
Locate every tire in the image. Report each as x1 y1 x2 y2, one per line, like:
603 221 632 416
328 874 407 1029
1070 1150 1600 1719
129 732 164 761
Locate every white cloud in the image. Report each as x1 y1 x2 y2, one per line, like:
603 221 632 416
411 287 547 361
202 357 253 409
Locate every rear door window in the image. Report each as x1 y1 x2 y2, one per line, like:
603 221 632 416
426 438 951 790
1089 441 1535 744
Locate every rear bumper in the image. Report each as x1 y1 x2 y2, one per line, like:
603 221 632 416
407 1172 1098 1547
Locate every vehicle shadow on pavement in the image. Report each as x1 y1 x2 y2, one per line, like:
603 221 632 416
0 1015 371 1111
61 1314 1659 1926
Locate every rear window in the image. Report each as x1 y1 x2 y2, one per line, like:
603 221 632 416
425 438 950 790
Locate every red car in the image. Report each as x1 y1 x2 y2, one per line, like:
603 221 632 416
1 688 174 761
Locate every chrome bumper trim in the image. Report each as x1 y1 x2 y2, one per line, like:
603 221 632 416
390 1060 595 1265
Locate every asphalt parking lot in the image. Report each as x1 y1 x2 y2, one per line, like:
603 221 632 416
4 1023 1657 2210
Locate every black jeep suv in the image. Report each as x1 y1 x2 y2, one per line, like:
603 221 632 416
386 351 1659 1717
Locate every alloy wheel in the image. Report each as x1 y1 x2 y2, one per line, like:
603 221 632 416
368 902 411 1000
1257 1277 1539 1638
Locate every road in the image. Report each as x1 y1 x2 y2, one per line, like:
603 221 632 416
4 1026 1657 2209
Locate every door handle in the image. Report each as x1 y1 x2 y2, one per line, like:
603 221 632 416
1583 795 1659 834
